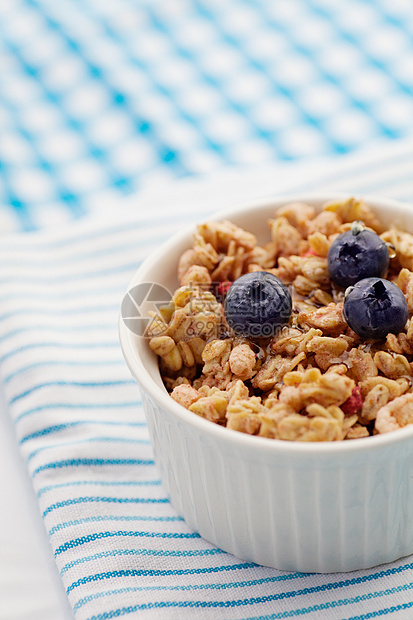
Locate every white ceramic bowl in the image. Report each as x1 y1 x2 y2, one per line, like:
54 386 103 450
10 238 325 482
119 193 413 573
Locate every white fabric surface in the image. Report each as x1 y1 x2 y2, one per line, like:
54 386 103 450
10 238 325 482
1 141 413 619
0 387 73 620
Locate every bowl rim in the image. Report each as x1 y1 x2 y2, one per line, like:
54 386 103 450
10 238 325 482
119 191 413 456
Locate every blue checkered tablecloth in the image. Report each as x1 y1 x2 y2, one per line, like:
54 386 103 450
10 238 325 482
1 0 413 231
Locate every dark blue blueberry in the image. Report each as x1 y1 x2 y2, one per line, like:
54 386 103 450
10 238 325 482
327 224 389 288
224 272 292 338
343 277 408 340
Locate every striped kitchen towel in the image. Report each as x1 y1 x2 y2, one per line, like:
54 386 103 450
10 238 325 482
1 141 413 620
1 0 413 231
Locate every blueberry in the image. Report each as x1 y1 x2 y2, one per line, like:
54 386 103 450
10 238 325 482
327 223 389 288
343 277 408 340
224 272 292 338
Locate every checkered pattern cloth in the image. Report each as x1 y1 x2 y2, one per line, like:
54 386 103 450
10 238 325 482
1 0 413 231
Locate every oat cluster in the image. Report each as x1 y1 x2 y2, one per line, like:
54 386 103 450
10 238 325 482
148 198 413 441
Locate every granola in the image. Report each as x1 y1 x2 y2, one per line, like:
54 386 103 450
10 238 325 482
149 197 413 441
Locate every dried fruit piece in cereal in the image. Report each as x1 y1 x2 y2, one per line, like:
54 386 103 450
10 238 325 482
341 386 363 415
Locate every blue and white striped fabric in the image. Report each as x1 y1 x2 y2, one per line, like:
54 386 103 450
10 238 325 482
1 0 413 231
1 140 413 620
